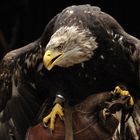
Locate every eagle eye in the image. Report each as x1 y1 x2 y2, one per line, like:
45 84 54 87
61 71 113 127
57 45 63 50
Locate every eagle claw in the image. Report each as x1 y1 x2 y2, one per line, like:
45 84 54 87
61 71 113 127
42 122 48 128
42 103 64 131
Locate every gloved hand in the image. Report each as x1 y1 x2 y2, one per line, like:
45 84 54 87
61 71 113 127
26 91 131 140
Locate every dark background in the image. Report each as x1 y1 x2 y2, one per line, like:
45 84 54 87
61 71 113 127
0 0 139 59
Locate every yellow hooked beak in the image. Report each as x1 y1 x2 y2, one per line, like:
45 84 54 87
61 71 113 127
43 50 63 70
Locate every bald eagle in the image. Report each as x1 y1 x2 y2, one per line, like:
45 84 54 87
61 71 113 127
0 4 140 139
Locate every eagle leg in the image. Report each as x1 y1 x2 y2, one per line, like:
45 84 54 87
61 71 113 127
43 94 65 131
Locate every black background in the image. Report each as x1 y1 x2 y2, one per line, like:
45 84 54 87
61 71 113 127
0 0 139 58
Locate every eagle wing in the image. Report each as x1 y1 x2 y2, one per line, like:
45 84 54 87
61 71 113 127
0 15 57 140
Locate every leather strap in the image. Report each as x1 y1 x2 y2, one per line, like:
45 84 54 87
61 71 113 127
64 103 74 140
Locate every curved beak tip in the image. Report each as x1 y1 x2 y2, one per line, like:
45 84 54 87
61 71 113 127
43 50 63 71
43 51 52 70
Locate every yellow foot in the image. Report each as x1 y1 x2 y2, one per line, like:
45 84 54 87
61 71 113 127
114 86 134 106
43 103 64 131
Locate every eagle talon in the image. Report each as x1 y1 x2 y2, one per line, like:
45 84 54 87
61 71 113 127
61 116 65 121
50 128 53 136
42 103 64 131
42 122 48 128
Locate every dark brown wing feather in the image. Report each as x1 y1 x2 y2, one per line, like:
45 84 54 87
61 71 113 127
0 14 57 140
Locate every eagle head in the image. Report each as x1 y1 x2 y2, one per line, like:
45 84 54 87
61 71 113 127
43 26 98 70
